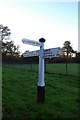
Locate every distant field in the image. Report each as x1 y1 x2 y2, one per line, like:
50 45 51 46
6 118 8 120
2 64 79 119
4 63 79 76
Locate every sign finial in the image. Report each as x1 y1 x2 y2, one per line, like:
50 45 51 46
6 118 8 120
39 38 46 42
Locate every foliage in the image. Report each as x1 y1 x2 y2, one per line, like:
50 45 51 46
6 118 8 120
0 24 11 41
62 41 76 57
0 24 20 57
2 41 20 57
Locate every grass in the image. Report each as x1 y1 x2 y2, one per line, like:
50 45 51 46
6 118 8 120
45 63 79 76
4 63 79 76
0 67 2 120
2 64 80 119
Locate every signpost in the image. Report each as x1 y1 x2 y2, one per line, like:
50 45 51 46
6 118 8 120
22 38 41 46
22 38 46 103
44 47 62 58
37 38 45 103
22 38 62 103
23 47 62 58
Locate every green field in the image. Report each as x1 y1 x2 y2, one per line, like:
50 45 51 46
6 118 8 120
2 64 80 119
4 63 79 76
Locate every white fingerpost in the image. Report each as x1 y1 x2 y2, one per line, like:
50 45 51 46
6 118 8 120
22 37 46 103
37 38 46 103
38 40 45 86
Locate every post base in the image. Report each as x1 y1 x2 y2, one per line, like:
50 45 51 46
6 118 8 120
37 86 45 103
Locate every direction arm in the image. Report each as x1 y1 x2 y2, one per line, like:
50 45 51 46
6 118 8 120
22 38 41 47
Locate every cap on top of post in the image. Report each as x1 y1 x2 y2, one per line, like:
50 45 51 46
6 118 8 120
39 38 46 42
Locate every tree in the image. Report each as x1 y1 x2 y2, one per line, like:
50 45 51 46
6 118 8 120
2 41 20 57
0 24 11 42
62 41 75 57
0 24 20 58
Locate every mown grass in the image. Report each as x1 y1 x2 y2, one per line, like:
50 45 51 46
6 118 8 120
2 64 80 120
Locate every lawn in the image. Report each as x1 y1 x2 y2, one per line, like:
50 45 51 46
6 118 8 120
2 64 80 119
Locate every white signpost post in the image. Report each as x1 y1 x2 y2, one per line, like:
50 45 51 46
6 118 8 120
22 38 46 103
22 38 62 103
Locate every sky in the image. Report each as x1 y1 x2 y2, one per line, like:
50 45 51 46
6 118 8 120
0 0 79 53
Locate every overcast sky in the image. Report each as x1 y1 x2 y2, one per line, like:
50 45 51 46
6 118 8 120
0 0 78 53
